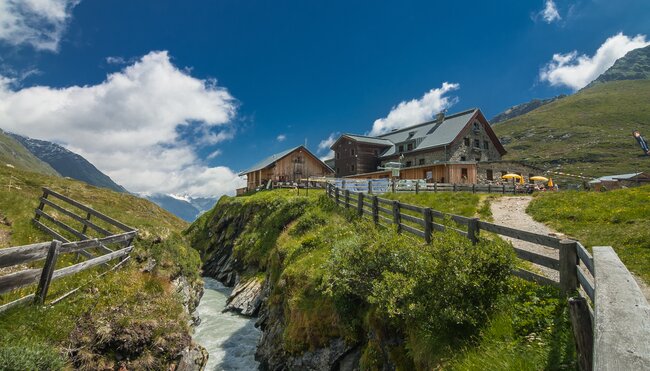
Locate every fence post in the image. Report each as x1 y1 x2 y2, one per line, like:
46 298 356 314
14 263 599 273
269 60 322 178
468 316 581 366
467 218 480 245
392 179 395 193
342 180 346 190
415 182 419 194
453 183 456 192
488 184 491 194
372 196 379 225
434 182 437 193
81 212 91 234
559 239 579 295
423 208 433 243
34 190 48 222
393 200 401 233
335 187 340 205
568 296 594 371
34 240 62 305
344 190 350 209
472 184 475 194
357 192 364 217
368 181 373 195
502 184 505 194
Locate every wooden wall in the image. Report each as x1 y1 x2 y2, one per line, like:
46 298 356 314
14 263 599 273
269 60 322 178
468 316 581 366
344 163 477 183
245 148 332 189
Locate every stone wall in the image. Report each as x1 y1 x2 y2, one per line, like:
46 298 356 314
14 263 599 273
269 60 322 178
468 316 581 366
477 161 546 183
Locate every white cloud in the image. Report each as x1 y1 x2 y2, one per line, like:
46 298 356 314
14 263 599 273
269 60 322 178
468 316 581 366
369 82 460 136
206 149 222 160
540 33 650 90
276 134 286 142
317 132 339 159
0 50 246 197
540 0 561 23
106 56 126 65
0 0 81 51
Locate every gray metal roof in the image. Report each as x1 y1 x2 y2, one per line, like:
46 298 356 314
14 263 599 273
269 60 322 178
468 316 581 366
341 134 393 146
588 172 647 183
376 109 478 157
238 146 302 175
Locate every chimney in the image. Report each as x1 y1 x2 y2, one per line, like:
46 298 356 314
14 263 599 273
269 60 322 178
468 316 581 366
436 111 445 123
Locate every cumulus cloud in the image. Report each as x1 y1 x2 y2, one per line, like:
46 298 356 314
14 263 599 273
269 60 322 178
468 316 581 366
540 33 650 90
317 132 339 160
276 134 286 142
369 82 460 136
0 0 80 51
0 50 246 197
540 0 561 23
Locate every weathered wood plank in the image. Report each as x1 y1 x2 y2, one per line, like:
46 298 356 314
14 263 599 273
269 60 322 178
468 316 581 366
431 221 447 232
59 231 136 254
400 213 425 226
593 246 650 370
0 268 41 294
560 240 579 295
32 219 93 260
0 294 35 314
511 268 560 288
0 241 51 268
477 220 561 249
576 242 594 276
569 296 594 371
378 215 392 225
448 213 471 225
467 217 479 244
35 209 85 240
43 188 136 232
41 197 111 236
363 201 373 208
34 240 61 304
399 203 424 213
377 197 393 205
577 266 595 302
400 223 426 238
513 247 560 271
377 205 392 215
423 208 433 244
52 246 133 280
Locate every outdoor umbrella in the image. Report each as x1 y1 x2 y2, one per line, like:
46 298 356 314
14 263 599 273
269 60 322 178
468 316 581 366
548 178 554 187
530 176 549 182
501 173 522 180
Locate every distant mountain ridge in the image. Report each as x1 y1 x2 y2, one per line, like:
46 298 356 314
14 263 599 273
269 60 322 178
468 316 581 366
0 129 59 176
491 95 566 124
10 133 128 193
145 193 219 222
586 44 650 88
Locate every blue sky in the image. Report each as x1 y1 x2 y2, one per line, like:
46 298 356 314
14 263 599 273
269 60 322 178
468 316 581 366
0 0 649 197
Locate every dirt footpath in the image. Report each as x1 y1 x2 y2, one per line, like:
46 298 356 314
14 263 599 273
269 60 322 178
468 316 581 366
490 196 650 301
490 196 561 282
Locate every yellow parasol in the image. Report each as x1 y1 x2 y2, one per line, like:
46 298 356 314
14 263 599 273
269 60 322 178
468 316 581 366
530 176 549 182
501 173 522 180
547 178 554 187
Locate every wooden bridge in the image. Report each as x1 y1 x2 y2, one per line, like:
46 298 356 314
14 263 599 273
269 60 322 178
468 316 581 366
326 183 650 371
0 188 137 312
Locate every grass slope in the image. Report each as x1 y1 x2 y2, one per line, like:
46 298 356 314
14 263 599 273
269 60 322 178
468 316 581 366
528 185 650 282
189 189 575 369
494 80 650 178
0 165 201 369
0 129 59 177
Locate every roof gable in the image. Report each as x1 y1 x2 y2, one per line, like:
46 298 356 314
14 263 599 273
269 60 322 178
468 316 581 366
239 145 333 175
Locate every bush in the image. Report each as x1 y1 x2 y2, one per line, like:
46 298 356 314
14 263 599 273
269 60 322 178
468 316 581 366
323 222 514 341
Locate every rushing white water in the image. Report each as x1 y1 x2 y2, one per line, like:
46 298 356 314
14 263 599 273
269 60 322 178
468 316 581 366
193 277 261 371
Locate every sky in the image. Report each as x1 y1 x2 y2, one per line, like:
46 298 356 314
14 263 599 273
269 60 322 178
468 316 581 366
0 0 649 197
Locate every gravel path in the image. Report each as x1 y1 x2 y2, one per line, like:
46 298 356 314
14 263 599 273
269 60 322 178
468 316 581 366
490 196 561 282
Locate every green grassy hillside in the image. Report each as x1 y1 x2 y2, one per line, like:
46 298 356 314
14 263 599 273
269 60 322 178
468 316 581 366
0 129 59 177
494 80 650 178
0 165 202 369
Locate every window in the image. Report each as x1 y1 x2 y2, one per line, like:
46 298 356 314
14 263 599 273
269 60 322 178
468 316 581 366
351 164 355 171
350 148 355 156
407 131 416 139
474 139 480 148
336 152 340 159
464 138 470 146
484 141 489 150
475 157 481 162
461 168 468 180
405 161 412 167
419 158 425 165
460 156 466 161
486 169 493 180
399 145 404 152
473 122 480 131
407 143 413 151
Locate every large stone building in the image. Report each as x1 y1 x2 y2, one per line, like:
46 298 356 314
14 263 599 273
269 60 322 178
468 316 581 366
239 145 333 191
330 108 525 183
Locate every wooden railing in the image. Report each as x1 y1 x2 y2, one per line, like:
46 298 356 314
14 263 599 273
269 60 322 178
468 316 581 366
335 178 519 194
326 183 650 370
0 188 137 313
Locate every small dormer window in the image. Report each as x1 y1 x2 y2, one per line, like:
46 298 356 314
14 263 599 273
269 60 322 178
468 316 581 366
399 145 404 152
473 122 480 131
407 131 416 139
407 143 413 151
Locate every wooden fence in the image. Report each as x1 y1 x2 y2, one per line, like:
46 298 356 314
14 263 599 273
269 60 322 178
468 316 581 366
0 188 137 313
335 178 519 194
326 183 650 370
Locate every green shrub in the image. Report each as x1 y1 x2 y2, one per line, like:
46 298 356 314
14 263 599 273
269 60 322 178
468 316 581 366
289 208 327 236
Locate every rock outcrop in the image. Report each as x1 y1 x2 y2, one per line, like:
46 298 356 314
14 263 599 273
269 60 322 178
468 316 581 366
224 277 265 316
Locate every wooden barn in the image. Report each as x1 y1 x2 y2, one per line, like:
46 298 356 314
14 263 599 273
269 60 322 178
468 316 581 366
239 146 333 191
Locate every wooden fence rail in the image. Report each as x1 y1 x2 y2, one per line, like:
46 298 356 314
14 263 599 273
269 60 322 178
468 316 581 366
0 189 137 313
326 182 650 370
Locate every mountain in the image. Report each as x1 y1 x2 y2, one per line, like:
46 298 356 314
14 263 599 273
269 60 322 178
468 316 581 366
494 80 650 178
586 44 650 88
145 193 219 222
10 133 128 193
0 129 59 176
491 95 566 124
